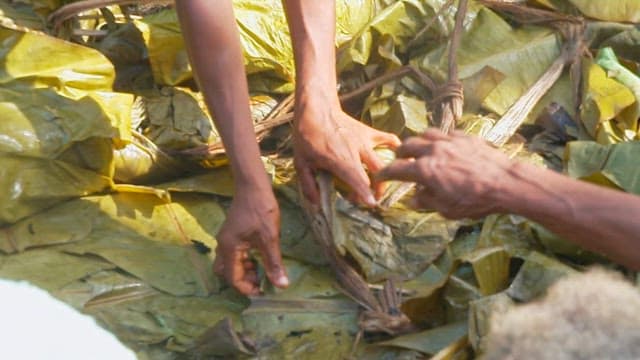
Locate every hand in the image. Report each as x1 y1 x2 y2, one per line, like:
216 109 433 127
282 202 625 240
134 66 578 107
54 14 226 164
293 95 401 206
213 186 288 295
376 129 515 219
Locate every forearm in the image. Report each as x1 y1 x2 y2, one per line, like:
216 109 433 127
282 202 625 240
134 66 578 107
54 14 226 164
176 0 269 189
282 0 339 107
501 162 640 269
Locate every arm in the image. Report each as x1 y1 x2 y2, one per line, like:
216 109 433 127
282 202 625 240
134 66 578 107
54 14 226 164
176 0 288 295
282 0 400 206
378 129 640 270
502 161 640 269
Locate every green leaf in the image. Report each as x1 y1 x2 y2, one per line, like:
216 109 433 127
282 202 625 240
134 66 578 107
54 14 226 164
377 321 468 356
419 7 567 122
241 297 359 357
468 292 514 352
566 140 640 194
569 0 640 22
506 251 577 302
0 249 115 291
581 60 637 140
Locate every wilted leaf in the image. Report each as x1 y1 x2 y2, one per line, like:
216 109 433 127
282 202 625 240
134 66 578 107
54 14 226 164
241 297 359 357
377 321 467 356
0 249 115 291
506 251 577 302
371 93 429 135
59 192 224 296
0 197 96 253
462 247 511 296
468 292 514 353
569 0 640 23
335 200 450 282
0 25 134 224
188 318 256 358
137 0 377 91
581 60 637 140
88 290 246 351
420 7 568 121
566 140 640 194
260 259 341 299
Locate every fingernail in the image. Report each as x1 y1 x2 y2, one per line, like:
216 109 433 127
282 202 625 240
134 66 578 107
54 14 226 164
277 275 289 287
365 194 377 207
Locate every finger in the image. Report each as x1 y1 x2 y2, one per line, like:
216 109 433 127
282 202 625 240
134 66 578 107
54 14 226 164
372 178 390 201
217 233 259 295
361 149 386 174
332 159 376 207
362 149 388 200
372 130 402 149
421 128 450 141
411 188 438 210
396 137 433 159
226 250 259 295
376 159 420 183
296 161 320 205
255 234 289 289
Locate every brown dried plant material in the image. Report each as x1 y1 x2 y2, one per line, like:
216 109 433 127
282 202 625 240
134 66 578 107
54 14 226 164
299 172 414 337
434 0 468 134
48 0 173 29
479 0 588 146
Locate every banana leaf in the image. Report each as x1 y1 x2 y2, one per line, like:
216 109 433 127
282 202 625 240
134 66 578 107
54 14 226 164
565 140 640 194
376 321 468 356
0 25 133 224
419 7 570 122
467 292 514 353
506 251 577 302
241 297 359 358
0 249 115 291
569 0 640 23
0 1 47 31
581 59 637 142
87 289 246 352
135 0 377 92
334 200 453 282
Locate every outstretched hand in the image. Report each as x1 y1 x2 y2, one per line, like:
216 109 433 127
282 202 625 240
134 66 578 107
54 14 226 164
213 187 288 295
377 129 514 219
293 97 401 206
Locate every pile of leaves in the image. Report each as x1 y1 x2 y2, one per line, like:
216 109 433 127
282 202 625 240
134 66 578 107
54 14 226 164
0 0 639 358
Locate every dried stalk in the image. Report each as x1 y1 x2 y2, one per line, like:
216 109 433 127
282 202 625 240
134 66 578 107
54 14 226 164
381 0 469 207
484 51 569 146
339 65 435 103
478 0 583 28
300 172 414 336
48 0 172 28
484 20 586 146
183 66 436 159
407 0 457 49
435 0 468 134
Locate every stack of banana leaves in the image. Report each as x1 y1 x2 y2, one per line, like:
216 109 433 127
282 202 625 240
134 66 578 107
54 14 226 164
1 0 639 358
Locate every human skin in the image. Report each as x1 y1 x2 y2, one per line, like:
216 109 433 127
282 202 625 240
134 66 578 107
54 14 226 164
176 1 400 295
377 129 640 270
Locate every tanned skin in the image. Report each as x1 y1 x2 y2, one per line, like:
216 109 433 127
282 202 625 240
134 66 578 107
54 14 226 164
377 129 640 270
176 1 400 295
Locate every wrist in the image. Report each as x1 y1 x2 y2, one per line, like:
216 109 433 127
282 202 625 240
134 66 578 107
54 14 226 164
295 81 340 109
491 161 536 215
232 163 273 193
498 161 563 218
294 87 341 126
